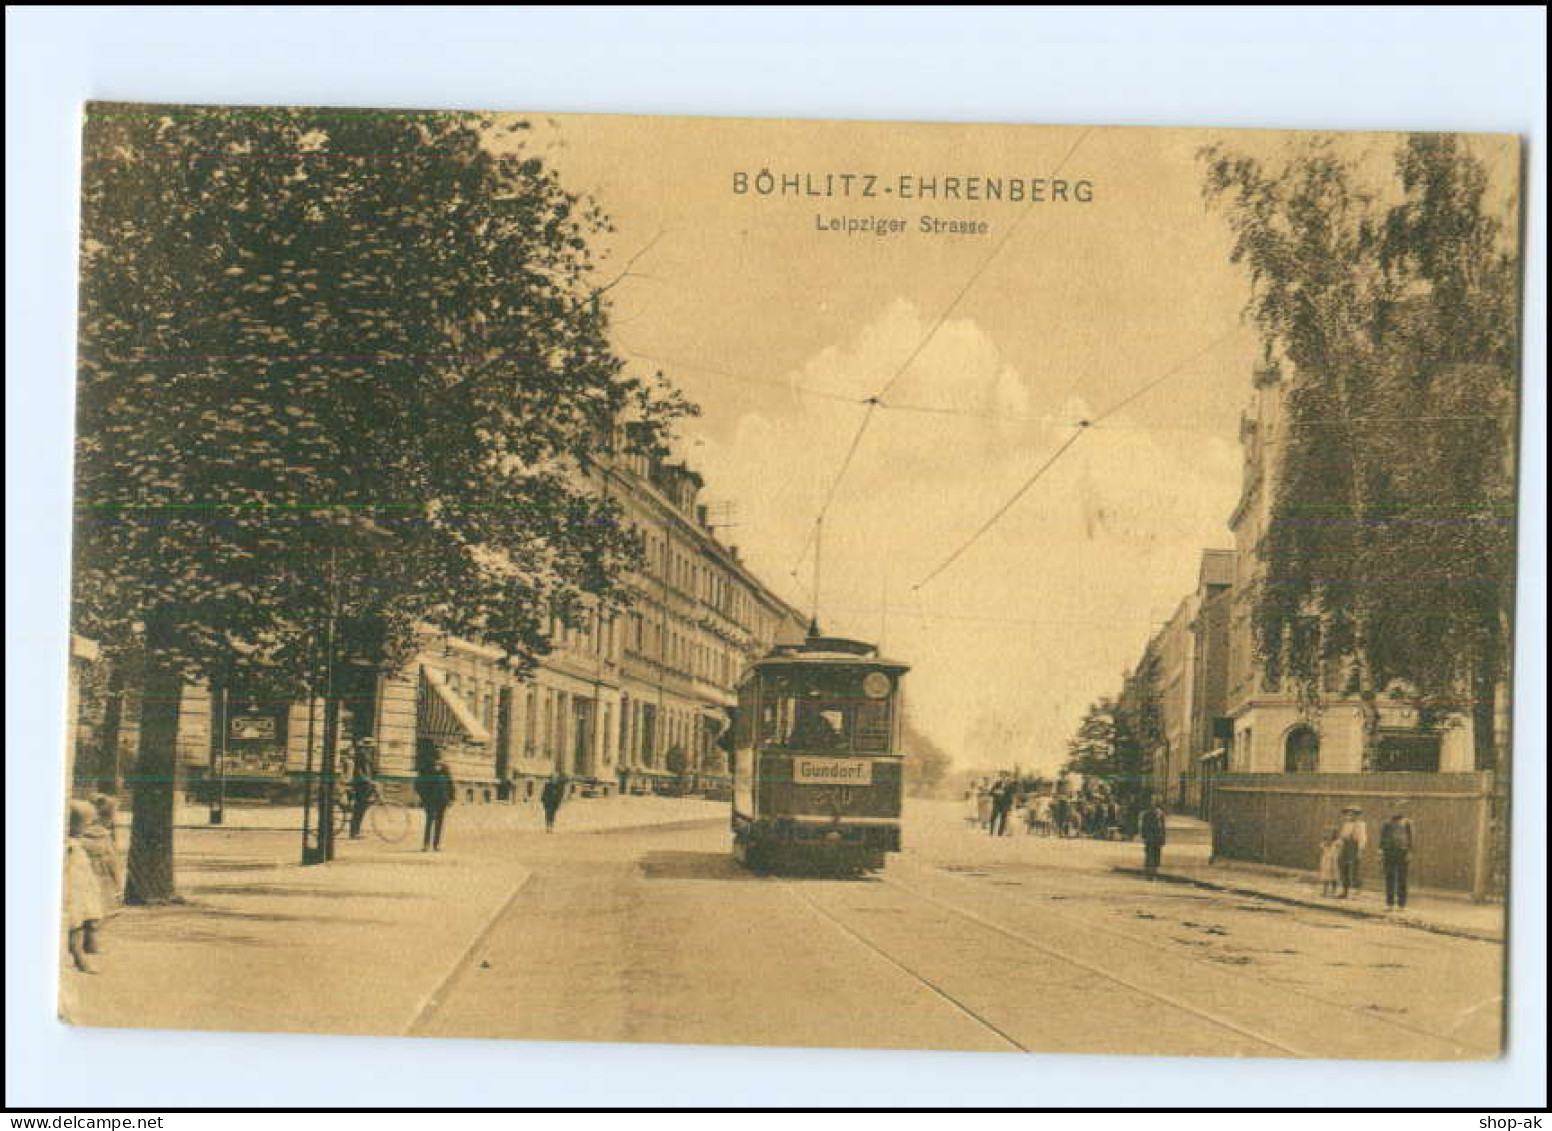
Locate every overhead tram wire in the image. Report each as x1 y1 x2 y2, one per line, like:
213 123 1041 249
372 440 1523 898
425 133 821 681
790 398 880 588
789 126 1097 603
874 125 1094 405
912 425 1088 593
911 322 1247 593
618 345 864 406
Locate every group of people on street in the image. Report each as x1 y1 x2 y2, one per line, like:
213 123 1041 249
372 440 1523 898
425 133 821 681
965 776 1172 880
1318 803 1416 909
62 793 122 974
965 776 1135 841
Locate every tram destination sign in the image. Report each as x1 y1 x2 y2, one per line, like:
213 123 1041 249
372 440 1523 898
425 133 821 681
792 757 873 786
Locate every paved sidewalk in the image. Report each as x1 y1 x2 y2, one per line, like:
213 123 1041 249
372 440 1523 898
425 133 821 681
66 793 726 1036
61 824 531 1037
143 792 728 834
1110 857 1505 943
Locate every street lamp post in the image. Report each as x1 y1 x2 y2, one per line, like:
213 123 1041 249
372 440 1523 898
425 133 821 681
208 683 228 826
303 543 343 865
300 511 393 866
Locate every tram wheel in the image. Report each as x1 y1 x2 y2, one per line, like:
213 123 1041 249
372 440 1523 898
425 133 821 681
736 839 775 872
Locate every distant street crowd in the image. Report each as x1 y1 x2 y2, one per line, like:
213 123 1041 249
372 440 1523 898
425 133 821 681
965 774 1140 841
964 773 1418 906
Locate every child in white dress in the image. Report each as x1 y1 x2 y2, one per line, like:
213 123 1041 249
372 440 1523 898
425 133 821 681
64 801 106 973
1318 827 1342 897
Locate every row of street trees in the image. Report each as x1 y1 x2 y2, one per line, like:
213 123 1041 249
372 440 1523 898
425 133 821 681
75 104 694 901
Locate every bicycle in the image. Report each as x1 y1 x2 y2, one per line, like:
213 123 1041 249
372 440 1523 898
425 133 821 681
331 780 413 844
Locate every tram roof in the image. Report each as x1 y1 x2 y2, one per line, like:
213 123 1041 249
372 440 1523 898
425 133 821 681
746 634 910 675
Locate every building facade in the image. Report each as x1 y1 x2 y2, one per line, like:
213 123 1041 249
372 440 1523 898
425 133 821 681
1208 364 1493 894
161 442 806 804
1224 365 1477 778
1123 549 1235 814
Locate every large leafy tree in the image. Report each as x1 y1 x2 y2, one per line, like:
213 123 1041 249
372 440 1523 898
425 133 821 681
75 103 693 900
1065 686 1154 809
1200 134 1519 777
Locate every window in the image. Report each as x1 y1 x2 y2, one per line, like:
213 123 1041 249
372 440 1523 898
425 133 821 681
640 704 657 765
524 688 537 755
1371 733 1441 773
756 670 894 753
1284 726 1320 773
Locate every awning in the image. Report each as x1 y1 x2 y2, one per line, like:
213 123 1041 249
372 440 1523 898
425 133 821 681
419 666 492 744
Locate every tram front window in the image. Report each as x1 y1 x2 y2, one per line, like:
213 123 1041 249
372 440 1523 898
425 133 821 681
757 672 893 753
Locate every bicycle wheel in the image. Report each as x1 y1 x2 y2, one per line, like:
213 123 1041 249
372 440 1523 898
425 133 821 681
370 800 412 844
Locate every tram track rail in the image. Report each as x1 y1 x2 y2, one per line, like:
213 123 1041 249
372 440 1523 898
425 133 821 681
891 860 1497 1059
776 872 1307 1057
774 876 1030 1052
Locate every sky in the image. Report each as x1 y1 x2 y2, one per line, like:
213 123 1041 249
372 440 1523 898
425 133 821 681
485 115 1516 775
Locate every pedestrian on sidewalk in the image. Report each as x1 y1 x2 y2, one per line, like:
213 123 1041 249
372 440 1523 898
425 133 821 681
64 801 106 973
1318 827 1342 897
417 758 456 851
1140 797 1167 880
1336 805 1368 898
975 782 993 831
1380 804 1415 911
989 775 1014 837
347 744 377 839
86 794 123 910
540 774 568 832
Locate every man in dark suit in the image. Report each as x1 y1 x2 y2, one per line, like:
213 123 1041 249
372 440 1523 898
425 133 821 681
1380 803 1415 910
989 776 1016 837
417 758 456 851
1140 798 1167 880
540 774 568 833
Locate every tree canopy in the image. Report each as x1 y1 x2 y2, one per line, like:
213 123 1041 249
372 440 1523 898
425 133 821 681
75 103 694 899
1200 133 1520 768
75 103 695 689
1065 685 1155 806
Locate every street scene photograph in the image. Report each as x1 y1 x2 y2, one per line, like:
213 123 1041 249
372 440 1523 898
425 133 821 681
59 102 1523 1061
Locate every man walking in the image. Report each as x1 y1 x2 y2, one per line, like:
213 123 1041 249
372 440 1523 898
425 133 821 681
346 741 377 839
1380 804 1415 910
1140 797 1167 880
989 775 1015 837
417 757 456 851
1336 805 1368 898
540 774 567 833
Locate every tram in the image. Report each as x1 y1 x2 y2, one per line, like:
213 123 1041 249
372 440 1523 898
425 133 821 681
731 631 910 873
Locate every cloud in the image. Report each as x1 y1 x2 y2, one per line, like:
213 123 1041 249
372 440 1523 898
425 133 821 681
688 298 1242 773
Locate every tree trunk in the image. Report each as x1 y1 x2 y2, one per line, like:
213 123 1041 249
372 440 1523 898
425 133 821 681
123 647 183 905
95 663 128 794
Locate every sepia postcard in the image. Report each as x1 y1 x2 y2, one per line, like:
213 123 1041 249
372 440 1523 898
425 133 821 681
61 103 1523 1060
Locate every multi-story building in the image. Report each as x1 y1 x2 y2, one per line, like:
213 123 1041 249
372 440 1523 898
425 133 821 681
1186 550 1235 817
1210 363 1494 894
152 440 806 805
1123 549 1234 813
1224 365 1477 776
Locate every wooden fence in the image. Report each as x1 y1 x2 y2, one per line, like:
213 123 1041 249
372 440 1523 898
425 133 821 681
1209 771 1495 898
